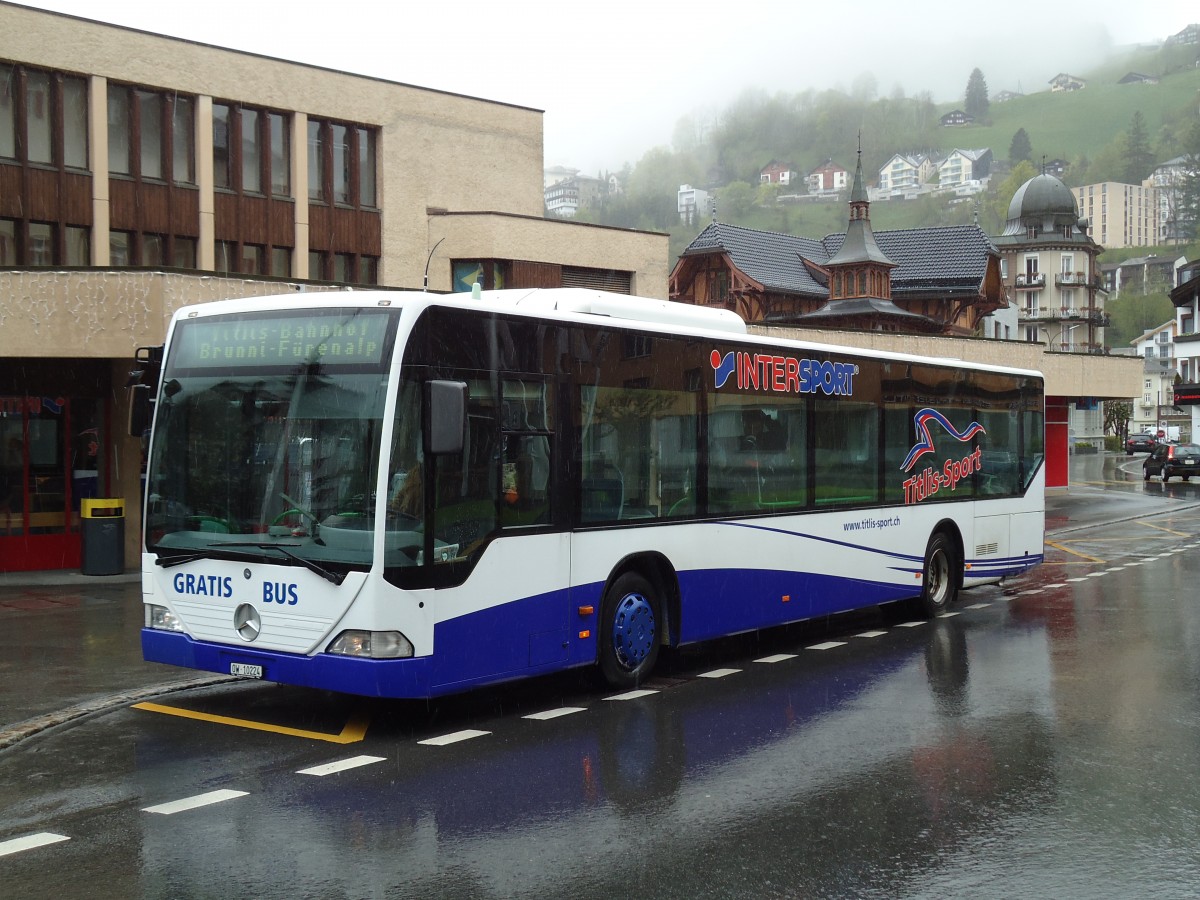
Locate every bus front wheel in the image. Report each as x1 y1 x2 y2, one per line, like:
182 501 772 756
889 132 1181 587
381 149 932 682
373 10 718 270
914 532 958 618
599 572 661 690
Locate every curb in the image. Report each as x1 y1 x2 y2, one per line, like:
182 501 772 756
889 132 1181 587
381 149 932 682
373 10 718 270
0 675 234 751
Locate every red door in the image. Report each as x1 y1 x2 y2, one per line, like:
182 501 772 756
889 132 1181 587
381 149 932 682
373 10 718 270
0 396 108 572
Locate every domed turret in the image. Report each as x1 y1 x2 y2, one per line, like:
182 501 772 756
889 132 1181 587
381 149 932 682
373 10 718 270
1003 173 1084 235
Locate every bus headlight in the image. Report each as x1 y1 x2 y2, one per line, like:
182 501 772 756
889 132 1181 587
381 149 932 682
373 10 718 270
326 630 414 659
146 604 184 632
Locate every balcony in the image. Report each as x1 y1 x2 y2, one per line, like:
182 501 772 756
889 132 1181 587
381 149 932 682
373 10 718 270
1014 272 1046 289
1055 271 1088 286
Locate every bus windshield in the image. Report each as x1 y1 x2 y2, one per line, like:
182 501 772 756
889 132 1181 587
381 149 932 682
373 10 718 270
144 308 396 570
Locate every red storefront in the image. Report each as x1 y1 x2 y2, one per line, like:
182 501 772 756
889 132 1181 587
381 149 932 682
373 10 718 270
1 360 112 572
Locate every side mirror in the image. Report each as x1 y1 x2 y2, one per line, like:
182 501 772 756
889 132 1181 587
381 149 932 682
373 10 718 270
127 345 163 437
424 380 467 455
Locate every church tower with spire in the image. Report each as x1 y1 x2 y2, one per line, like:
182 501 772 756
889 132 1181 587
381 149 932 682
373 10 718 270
796 145 938 332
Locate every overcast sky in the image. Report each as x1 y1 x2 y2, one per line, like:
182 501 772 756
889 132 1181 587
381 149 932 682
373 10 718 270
18 0 1200 173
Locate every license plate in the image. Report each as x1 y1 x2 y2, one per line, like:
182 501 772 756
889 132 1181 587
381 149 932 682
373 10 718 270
1187 460 1195 465
230 663 263 678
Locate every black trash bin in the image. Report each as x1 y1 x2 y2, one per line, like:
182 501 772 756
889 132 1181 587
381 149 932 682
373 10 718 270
81 498 125 576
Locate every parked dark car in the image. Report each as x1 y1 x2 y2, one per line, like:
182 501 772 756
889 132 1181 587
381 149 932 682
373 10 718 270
1126 433 1158 454
1143 442 1200 481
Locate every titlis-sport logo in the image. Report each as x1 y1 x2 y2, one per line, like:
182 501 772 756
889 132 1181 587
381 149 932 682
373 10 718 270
710 349 857 396
899 408 986 504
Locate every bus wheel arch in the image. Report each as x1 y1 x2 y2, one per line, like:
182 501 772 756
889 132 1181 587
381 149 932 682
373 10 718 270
914 522 962 618
597 554 679 689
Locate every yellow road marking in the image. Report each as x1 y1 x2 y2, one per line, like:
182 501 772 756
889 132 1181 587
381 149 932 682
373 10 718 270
1044 540 1105 563
133 702 370 743
1137 521 1192 537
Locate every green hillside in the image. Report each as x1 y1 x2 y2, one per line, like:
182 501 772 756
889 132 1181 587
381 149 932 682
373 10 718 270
933 67 1200 168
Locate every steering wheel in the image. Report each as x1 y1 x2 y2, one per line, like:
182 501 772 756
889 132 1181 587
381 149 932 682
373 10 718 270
272 508 307 526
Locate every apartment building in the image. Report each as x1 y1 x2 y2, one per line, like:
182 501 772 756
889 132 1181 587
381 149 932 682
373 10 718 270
1072 181 1161 249
0 2 667 571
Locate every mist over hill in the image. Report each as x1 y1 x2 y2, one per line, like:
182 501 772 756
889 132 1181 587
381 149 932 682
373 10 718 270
568 34 1200 272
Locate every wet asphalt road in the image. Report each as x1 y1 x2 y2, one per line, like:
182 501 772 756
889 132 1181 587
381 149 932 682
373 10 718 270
3 453 1200 898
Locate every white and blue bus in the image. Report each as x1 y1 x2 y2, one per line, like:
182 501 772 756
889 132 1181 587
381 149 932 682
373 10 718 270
139 288 1044 698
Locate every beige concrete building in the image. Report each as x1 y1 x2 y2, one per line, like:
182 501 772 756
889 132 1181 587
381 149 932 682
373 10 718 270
1072 182 1161 249
0 2 667 572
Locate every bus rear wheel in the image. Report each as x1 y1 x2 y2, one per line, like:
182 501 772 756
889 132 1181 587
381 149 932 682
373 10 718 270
914 531 958 618
599 572 661 690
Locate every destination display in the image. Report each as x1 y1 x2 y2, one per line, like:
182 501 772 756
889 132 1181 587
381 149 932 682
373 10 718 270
172 310 392 369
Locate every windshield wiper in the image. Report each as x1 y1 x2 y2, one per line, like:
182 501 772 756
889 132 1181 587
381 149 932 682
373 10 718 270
155 550 215 569
219 542 346 585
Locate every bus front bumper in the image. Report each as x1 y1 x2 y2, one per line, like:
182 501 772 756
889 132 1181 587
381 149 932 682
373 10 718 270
142 628 435 698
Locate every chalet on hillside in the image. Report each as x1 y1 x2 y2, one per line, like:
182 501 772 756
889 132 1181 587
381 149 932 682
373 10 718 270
939 109 975 127
806 158 849 194
1049 73 1086 92
759 160 799 186
1118 72 1159 85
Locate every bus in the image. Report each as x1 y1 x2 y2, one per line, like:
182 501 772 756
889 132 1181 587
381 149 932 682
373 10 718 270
137 287 1044 698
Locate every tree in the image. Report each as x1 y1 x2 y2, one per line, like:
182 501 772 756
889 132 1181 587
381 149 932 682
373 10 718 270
1104 400 1132 440
1178 119 1200 241
718 181 756 220
980 160 1037 232
1009 128 1032 165
1124 111 1154 184
964 68 989 120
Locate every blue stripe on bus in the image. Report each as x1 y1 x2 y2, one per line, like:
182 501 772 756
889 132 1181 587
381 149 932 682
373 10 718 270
674 568 916 644
142 548 1039 699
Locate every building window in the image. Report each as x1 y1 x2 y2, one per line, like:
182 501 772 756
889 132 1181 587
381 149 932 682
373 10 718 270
172 237 196 269
215 240 237 274
63 226 89 266
0 218 16 264
213 102 289 198
142 233 164 266
212 102 231 189
357 127 375 207
28 222 53 265
137 89 163 179
108 83 131 174
25 70 52 164
172 96 194 183
0 64 89 170
109 83 193 184
63 77 87 170
269 113 289 197
270 246 290 278
240 108 261 193
110 230 132 266
307 120 324 202
332 123 349 204
307 118 377 209
241 243 263 274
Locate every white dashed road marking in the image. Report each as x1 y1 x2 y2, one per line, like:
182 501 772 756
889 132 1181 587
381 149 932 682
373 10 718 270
754 653 797 663
523 707 587 721
698 668 741 678
418 729 491 746
143 789 248 815
297 755 386 776
806 641 847 650
0 833 69 857
896 621 926 628
605 689 659 701
855 630 887 638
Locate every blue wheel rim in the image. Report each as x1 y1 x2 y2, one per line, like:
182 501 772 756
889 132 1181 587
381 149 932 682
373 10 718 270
612 592 656 670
